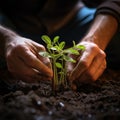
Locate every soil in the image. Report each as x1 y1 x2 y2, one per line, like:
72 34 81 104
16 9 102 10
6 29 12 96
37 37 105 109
0 69 120 120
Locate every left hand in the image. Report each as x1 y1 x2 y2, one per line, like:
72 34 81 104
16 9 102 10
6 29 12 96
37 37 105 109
66 41 106 85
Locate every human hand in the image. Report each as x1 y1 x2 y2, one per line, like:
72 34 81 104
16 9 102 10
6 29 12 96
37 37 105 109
67 41 106 86
5 36 53 83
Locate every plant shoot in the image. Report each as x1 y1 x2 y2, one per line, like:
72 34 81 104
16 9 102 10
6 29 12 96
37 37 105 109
39 35 85 92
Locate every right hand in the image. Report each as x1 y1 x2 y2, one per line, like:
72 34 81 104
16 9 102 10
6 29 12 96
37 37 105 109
5 36 53 83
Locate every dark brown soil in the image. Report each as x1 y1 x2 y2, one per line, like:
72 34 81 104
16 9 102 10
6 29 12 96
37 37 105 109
0 69 120 120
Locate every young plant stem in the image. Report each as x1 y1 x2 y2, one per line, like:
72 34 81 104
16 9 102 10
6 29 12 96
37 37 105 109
53 58 58 92
39 35 85 93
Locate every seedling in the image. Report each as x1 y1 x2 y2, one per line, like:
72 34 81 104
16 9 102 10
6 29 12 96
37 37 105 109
39 35 85 93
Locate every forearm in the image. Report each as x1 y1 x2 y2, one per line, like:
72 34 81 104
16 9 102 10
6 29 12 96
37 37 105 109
81 14 118 50
0 25 18 57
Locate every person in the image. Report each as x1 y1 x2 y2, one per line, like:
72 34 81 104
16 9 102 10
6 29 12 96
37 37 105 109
0 0 119 85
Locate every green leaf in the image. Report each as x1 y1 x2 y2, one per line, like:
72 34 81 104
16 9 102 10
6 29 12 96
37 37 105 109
76 45 85 50
41 35 51 44
64 48 79 55
50 46 57 51
39 51 51 58
63 55 76 63
40 35 85 91
51 45 62 52
59 41 65 50
55 62 63 68
53 36 60 44
72 40 76 47
47 44 52 50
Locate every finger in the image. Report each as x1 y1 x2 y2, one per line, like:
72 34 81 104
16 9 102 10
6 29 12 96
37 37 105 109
7 52 52 82
26 41 52 69
17 47 53 77
71 59 106 91
69 46 99 81
78 50 106 82
79 59 106 83
92 59 106 80
27 40 46 53
7 54 42 77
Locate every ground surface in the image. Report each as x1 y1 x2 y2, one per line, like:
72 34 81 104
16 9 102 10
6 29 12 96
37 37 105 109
0 69 120 120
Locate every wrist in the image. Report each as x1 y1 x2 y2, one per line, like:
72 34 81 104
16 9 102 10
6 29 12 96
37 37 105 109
80 14 118 50
80 35 104 50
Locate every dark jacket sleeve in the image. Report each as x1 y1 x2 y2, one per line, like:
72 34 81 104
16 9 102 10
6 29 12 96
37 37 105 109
95 0 120 23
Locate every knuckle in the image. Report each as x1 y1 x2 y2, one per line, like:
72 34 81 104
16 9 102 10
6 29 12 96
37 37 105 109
6 52 12 61
90 44 98 52
99 50 106 58
15 44 24 51
7 44 23 57
39 44 46 51
6 48 15 60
